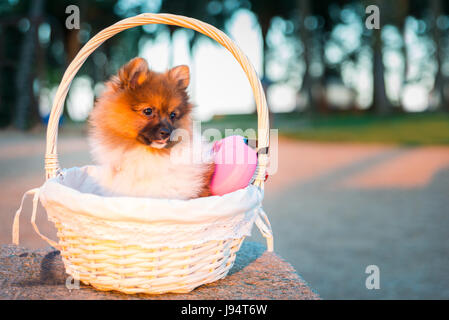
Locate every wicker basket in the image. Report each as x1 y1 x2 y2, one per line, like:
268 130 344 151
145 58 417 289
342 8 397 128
13 13 272 295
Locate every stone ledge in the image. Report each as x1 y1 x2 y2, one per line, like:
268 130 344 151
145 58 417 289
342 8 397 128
0 241 319 300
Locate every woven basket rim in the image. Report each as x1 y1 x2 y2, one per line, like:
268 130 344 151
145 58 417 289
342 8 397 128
39 165 263 224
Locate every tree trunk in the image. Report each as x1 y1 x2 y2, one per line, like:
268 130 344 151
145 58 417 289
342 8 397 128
168 26 176 68
258 15 273 124
63 6 81 122
317 32 329 113
13 0 45 130
297 0 314 113
399 0 409 111
371 1 390 114
431 0 446 111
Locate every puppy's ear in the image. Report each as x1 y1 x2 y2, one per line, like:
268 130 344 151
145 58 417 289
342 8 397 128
168 65 190 89
117 57 149 89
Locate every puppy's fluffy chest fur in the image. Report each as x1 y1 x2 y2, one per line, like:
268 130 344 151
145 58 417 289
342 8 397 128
90 139 212 199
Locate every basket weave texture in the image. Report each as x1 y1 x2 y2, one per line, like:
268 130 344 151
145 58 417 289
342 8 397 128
13 13 273 295
57 222 244 294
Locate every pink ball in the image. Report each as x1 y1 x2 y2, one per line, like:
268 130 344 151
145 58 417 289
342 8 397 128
210 135 258 196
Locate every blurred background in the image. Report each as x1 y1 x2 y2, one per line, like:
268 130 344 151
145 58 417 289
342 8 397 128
0 0 448 299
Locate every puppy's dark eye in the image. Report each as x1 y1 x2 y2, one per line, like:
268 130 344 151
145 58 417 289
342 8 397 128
143 108 153 116
170 112 177 120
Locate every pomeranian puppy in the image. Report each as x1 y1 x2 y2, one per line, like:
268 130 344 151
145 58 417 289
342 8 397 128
88 57 214 199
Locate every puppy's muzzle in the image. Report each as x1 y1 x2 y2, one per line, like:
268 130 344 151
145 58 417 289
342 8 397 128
137 123 173 147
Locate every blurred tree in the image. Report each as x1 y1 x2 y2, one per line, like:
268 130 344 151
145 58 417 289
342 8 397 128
244 0 296 120
369 0 390 114
396 0 409 109
249 0 349 113
42 0 127 120
160 1 198 67
297 0 314 113
1 0 136 129
430 0 446 110
247 0 294 79
0 1 27 127
395 0 432 110
307 0 335 113
311 0 364 112
160 0 234 66
305 0 348 113
13 0 45 130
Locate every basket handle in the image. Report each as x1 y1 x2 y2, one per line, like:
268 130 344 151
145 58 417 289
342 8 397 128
45 13 270 187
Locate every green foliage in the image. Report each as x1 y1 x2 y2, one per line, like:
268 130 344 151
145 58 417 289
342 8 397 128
204 112 449 145
282 113 449 145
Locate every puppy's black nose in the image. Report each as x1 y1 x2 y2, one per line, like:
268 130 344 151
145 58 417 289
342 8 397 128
158 127 171 139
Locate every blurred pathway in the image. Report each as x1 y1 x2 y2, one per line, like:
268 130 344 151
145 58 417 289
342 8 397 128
1 133 449 299
257 138 449 299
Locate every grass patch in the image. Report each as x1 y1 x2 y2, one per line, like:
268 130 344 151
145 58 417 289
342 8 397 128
203 112 449 146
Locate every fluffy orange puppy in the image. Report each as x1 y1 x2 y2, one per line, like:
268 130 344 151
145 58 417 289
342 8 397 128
88 57 214 199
